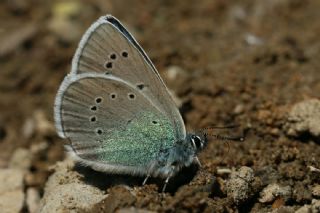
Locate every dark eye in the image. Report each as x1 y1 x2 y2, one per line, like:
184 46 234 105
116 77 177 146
191 135 202 149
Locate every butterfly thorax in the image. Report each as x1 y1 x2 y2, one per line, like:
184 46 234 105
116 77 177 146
148 133 206 178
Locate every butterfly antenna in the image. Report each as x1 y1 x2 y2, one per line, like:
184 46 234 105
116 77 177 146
211 134 245 142
202 124 241 130
198 124 245 163
200 124 245 142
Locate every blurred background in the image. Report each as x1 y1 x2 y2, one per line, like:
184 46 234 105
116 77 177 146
0 0 319 212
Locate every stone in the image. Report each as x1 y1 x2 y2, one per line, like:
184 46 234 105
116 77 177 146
9 148 32 171
285 99 320 137
0 169 25 213
295 199 320 213
26 187 40 213
226 166 255 204
312 185 320 198
165 66 187 81
48 1 85 43
259 183 291 203
38 159 107 212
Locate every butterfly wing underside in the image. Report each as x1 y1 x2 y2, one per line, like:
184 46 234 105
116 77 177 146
70 15 186 140
55 73 176 175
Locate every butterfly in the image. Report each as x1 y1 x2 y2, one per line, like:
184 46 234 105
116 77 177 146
54 15 207 191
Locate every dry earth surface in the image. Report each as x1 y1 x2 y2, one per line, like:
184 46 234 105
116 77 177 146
0 0 319 212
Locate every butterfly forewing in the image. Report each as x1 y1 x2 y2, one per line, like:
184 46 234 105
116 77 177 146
55 73 176 173
71 15 185 140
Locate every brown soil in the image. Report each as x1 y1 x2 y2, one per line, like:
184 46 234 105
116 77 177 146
0 0 319 212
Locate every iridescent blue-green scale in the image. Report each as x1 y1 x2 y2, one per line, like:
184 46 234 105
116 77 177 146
98 111 175 167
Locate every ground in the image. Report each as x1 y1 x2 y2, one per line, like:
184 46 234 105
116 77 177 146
0 0 319 212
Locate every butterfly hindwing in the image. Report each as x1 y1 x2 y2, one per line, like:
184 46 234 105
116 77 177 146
71 15 186 140
54 73 176 174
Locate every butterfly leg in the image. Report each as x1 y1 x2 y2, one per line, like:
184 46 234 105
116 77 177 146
162 175 171 192
142 174 151 185
193 156 202 167
161 166 176 192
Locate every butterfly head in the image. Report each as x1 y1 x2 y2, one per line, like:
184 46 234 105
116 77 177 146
187 133 207 152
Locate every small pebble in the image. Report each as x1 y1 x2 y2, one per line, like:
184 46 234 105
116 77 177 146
259 183 291 203
226 166 255 204
312 185 320 198
9 148 32 171
34 110 55 136
285 99 320 137
295 199 320 213
165 66 187 81
27 187 40 213
216 168 232 175
22 118 35 139
229 5 247 21
233 104 244 115
30 141 49 154
48 1 85 43
244 33 264 46
0 169 25 213
309 166 320 173
52 1 83 18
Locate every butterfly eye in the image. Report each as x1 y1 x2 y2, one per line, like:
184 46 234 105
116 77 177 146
191 135 203 149
90 106 97 111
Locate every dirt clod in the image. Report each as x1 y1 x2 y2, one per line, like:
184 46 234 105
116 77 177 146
38 159 107 212
259 183 292 203
295 199 320 213
0 169 25 213
285 99 320 138
226 166 255 204
312 185 320 198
